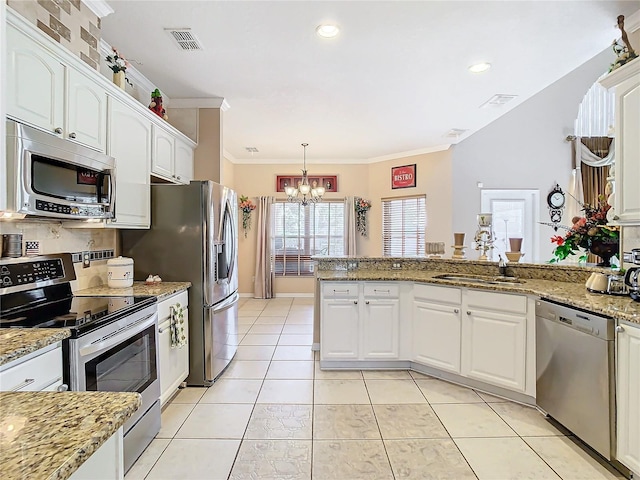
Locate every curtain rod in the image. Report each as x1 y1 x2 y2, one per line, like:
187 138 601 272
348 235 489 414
566 135 577 141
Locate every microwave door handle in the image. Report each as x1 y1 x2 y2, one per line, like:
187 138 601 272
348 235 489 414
107 169 116 219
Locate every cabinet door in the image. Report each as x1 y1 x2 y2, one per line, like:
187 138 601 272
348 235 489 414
175 139 194 184
6 23 64 135
321 299 359 359
158 306 190 406
362 298 399 359
152 126 175 180
108 97 151 228
615 76 640 224
67 68 107 152
462 309 526 392
412 300 461 373
617 323 640 475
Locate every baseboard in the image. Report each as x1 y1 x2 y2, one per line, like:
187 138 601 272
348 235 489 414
238 292 314 298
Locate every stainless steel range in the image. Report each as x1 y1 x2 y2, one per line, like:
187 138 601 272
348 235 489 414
0 253 160 473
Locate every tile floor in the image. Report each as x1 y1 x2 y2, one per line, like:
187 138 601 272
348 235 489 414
126 297 625 480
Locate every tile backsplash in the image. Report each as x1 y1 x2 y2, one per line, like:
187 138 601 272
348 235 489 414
0 220 116 291
623 225 640 268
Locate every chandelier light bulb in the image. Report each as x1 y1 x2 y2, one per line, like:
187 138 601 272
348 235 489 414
286 143 324 206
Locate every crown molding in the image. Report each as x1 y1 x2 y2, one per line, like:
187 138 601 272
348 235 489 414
599 57 640 89
626 9 640 32
367 144 451 163
223 149 236 162
168 98 230 111
81 0 114 18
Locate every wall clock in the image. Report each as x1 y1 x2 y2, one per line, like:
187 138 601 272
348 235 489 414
547 183 565 230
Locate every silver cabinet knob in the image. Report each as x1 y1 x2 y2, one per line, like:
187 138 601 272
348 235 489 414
172 174 176 178
613 215 620 221
353 301 358 305
54 127 63 134
615 325 625 333
365 301 370 304
68 132 77 139
177 176 181 180
466 311 471 315
454 309 459 313
57 384 69 392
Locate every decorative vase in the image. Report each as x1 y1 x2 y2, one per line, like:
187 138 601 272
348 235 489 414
113 71 126 89
509 237 523 253
589 238 619 267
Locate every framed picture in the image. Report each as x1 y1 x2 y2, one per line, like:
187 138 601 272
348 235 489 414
276 175 338 192
391 164 416 189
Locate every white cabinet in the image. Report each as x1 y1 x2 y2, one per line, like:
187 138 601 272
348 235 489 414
6 22 107 152
321 283 360 360
107 97 152 228
461 290 528 393
412 284 462 373
362 284 400 359
69 427 124 480
158 290 190 406
0 342 64 392
616 320 640 476
151 126 194 185
175 139 195 184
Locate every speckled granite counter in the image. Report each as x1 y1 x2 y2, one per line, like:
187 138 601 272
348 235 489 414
75 281 191 301
0 391 140 480
0 329 70 367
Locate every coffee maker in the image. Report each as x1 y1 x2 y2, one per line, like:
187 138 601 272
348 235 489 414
624 249 640 302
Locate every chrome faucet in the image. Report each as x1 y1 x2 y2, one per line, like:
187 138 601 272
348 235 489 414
498 255 507 276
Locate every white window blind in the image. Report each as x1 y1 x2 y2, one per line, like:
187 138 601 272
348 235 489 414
272 201 345 276
382 195 426 256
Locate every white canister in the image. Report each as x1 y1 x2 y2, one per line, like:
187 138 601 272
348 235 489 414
107 256 134 288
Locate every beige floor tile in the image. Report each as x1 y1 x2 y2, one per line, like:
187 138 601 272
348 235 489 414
239 334 280 345
124 439 170 480
314 363 363 379
415 378 484 404
362 370 413 380
170 387 207 404
313 404 380 440
273 345 314 361
245 404 313 439
234 345 276 361
248 324 284 334
285 314 314 325
366 379 427 404
278 334 313 346
230 439 312 480
176 404 253 439
254 316 287 325
282 324 314 334
490 402 564 436
257 379 314 404
475 390 511 403
314 379 371 404
236 324 251 335
385 438 477 480
292 298 314 306
431 403 517 438
266 360 314 379
524 436 625 479
157 403 195 438
261 307 292 316
220 360 270 379
454 437 561 479
237 315 257 325
199 379 263 404
373 404 449 439
409 370 432 379
312 440 394 480
146 439 240 480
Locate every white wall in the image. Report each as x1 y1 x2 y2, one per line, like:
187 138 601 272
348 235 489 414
451 47 613 263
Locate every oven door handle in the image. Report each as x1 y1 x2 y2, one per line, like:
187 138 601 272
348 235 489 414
79 312 156 358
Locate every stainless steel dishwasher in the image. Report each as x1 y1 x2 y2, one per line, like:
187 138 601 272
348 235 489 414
536 299 616 461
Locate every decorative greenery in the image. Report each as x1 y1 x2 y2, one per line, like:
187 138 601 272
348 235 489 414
239 195 256 238
548 195 619 264
355 198 372 236
609 39 639 72
106 47 133 86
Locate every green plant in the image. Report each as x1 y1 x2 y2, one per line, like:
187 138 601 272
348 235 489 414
239 195 256 238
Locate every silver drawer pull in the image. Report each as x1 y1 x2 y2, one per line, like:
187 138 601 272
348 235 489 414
333 289 350 294
10 378 35 391
374 289 390 293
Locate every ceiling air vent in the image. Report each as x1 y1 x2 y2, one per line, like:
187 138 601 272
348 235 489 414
480 94 518 108
165 28 203 51
444 128 468 138
245 147 259 153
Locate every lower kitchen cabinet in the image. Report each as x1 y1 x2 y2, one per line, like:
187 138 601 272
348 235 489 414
616 320 640 476
69 427 124 480
321 297 360 359
362 287 400 359
0 342 65 392
158 290 189 405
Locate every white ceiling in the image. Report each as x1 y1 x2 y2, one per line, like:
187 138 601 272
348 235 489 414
101 1 639 163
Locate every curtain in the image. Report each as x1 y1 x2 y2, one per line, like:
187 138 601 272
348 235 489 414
344 196 357 256
253 196 275 299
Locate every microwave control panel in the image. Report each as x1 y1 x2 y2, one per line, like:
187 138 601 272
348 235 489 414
1 259 65 287
36 200 105 217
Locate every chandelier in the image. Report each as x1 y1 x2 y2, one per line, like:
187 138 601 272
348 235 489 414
285 143 325 206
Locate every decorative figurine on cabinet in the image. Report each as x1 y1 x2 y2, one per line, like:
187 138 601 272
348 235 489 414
149 89 169 120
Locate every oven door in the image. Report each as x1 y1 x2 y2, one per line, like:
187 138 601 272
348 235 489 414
68 304 160 432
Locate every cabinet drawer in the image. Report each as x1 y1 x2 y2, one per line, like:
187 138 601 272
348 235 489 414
414 283 461 305
363 283 399 298
0 346 62 392
322 283 359 298
466 289 527 314
158 290 189 321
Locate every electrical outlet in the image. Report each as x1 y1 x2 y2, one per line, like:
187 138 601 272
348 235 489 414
347 261 358 270
392 262 401 269
82 251 91 268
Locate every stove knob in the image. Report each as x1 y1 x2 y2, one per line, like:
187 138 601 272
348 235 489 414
2 276 11 285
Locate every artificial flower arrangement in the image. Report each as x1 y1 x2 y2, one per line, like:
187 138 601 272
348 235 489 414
549 195 619 266
355 198 372 236
106 47 133 86
239 195 256 238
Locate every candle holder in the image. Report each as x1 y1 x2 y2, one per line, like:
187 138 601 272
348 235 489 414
452 232 467 259
473 215 495 261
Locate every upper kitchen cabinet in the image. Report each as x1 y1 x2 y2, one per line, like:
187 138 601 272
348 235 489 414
151 125 194 185
5 21 107 153
600 60 640 225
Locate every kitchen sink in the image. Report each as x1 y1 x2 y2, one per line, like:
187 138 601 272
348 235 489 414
432 274 525 285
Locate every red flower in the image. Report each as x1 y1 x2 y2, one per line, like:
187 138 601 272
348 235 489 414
551 235 564 246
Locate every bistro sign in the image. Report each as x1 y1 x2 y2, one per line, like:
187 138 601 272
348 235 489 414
391 164 416 189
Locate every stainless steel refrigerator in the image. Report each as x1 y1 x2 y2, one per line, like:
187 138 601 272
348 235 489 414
121 181 239 386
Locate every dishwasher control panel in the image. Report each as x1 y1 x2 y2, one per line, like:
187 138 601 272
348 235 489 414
536 299 614 340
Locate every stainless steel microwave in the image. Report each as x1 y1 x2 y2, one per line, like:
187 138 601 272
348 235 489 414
4 120 115 220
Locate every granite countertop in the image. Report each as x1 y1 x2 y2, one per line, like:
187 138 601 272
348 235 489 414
0 329 71 367
75 281 191 301
0 391 140 480
316 270 640 324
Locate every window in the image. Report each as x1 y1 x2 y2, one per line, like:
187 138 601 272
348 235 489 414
382 195 426 256
272 201 344 276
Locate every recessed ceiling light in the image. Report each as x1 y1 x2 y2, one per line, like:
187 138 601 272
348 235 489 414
316 24 340 38
468 62 491 73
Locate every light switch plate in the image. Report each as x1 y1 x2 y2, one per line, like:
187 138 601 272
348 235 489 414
82 251 91 268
